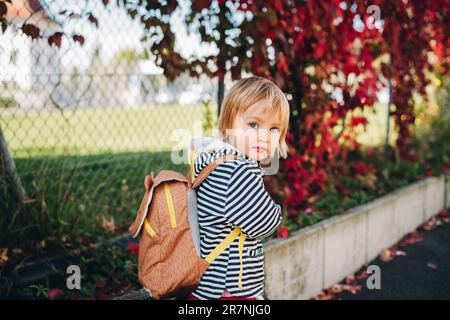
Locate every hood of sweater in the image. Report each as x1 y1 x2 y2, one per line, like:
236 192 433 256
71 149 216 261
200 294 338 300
188 136 263 178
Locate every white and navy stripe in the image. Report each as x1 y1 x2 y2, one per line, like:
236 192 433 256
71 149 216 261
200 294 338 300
190 147 282 300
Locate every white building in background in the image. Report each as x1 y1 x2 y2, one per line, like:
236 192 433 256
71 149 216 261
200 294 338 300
0 0 61 92
0 0 218 111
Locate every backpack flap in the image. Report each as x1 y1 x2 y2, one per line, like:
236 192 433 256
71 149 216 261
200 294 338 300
129 170 190 238
129 171 155 238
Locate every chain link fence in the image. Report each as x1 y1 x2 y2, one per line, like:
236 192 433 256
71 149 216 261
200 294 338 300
0 0 228 246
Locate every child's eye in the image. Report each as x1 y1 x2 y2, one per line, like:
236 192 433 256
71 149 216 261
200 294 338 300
270 127 280 133
249 122 258 129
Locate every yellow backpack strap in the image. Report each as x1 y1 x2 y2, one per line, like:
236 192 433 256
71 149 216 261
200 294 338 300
237 231 245 290
189 147 196 183
163 183 177 229
205 227 246 291
143 181 177 236
144 219 157 237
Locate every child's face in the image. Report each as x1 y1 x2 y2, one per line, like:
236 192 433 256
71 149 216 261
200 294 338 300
226 99 282 162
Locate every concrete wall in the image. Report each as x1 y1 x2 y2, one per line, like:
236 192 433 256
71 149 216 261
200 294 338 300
445 174 450 208
264 175 447 300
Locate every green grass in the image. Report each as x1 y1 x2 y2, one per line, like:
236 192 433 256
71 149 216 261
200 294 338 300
1 103 218 250
1 104 214 157
2 151 187 246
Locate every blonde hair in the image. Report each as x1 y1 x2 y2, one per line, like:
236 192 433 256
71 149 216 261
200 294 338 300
218 76 290 159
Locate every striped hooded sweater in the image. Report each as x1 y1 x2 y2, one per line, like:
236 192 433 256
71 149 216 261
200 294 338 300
189 137 282 300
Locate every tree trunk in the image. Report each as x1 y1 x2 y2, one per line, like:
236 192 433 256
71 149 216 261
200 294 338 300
217 73 225 117
0 125 26 206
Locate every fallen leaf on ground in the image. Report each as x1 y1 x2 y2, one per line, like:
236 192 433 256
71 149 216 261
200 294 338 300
437 209 450 223
422 218 437 231
356 271 370 280
379 248 394 262
395 250 406 256
313 290 335 300
399 231 422 246
331 284 362 294
345 274 356 284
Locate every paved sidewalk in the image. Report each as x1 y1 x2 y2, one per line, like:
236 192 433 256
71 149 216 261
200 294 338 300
333 215 450 300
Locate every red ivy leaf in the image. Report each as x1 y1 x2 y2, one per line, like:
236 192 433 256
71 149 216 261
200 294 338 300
22 23 40 39
277 226 289 239
48 32 63 48
192 0 211 11
277 54 289 75
127 241 139 255
353 162 374 175
102 0 109 5
73 34 84 46
48 288 64 300
350 116 368 127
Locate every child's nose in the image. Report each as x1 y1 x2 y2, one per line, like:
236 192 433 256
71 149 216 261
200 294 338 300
257 129 269 142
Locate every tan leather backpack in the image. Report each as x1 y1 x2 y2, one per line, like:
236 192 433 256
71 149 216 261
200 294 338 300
129 152 247 299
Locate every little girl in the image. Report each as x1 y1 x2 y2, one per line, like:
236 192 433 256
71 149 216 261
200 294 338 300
185 76 290 300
